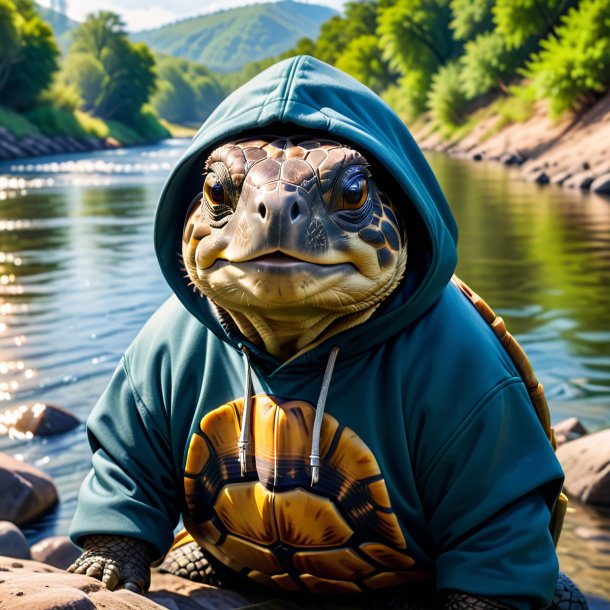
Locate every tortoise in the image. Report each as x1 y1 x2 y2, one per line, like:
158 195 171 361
67 54 588 610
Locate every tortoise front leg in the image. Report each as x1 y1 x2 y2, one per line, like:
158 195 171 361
67 534 152 593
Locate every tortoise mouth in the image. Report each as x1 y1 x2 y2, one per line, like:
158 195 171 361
245 251 309 266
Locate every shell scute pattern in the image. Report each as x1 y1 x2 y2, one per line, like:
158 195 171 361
183 395 421 593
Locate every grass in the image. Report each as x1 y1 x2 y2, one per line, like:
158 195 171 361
0 106 40 138
160 119 198 138
1 103 171 147
478 83 537 141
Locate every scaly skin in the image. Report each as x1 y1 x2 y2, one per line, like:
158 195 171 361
68 534 152 593
182 135 407 360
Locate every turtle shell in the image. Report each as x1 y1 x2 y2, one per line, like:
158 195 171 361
183 395 425 593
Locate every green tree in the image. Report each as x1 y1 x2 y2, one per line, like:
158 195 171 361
335 34 395 93
0 0 21 92
377 0 457 119
378 0 456 73
449 0 493 40
526 0 610 116
427 61 468 133
65 12 157 122
493 0 578 49
459 31 513 98
315 1 379 65
151 55 225 125
0 0 59 111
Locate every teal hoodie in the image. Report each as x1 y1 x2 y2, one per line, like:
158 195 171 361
70 56 563 609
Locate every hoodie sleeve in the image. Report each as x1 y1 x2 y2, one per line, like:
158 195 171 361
69 356 181 560
419 378 564 610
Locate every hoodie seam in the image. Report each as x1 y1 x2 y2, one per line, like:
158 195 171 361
419 377 524 484
122 354 172 443
280 55 305 122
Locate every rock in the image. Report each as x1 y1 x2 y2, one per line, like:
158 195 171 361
554 417 588 446
0 403 80 437
550 171 573 186
563 171 595 190
499 152 526 166
0 522 30 559
529 170 550 184
0 556 165 610
0 452 58 525
590 173 610 194
30 536 80 569
556 428 610 507
148 572 253 610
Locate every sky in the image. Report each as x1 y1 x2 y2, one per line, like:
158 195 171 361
37 0 346 31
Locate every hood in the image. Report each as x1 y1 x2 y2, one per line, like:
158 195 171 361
154 55 458 369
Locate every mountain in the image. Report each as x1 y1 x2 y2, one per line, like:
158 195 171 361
131 1 337 73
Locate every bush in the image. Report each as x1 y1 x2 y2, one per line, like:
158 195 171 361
0 104 39 138
460 31 511 99
427 62 468 135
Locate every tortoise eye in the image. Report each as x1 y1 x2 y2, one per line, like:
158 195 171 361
340 175 368 209
204 173 227 206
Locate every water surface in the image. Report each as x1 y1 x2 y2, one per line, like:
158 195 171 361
0 143 609 603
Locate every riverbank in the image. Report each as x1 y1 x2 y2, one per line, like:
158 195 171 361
0 104 174 162
0 127 121 160
413 91 610 193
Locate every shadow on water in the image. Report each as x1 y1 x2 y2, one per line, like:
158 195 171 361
0 143 608 604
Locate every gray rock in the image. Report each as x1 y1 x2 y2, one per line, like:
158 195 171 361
590 173 610 194
500 152 526 166
530 171 550 184
30 536 80 569
0 522 30 559
563 172 595 190
0 402 80 437
0 556 165 610
554 417 588 446
0 452 58 525
556 428 610 507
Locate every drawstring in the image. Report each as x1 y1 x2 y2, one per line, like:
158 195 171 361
238 346 253 476
310 346 340 486
236 344 341 486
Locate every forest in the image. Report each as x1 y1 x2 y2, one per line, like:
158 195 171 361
1 0 609 144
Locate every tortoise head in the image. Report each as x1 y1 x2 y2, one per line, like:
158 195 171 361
182 135 407 359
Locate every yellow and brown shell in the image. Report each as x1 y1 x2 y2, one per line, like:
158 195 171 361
182 396 426 593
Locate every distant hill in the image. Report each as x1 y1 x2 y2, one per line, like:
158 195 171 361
131 1 337 73
35 3 79 52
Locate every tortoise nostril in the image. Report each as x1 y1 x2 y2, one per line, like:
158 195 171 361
290 201 300 222
258 203 267 219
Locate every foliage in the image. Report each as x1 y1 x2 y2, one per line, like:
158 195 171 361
132 1 335 73
525 0 610 117
0 104 39 138
64 12 157 123
315 1 379 64
460 31 513 98
335 35 395 94
449 0 493 40
0 0 59 112
378 0 456 75
151 55 225 125
427 62 468 134
493 0 578 49
381 70 430 122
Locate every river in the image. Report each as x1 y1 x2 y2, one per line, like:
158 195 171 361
0 140 609 606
